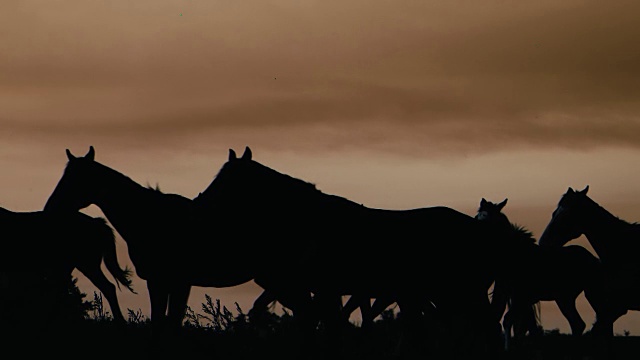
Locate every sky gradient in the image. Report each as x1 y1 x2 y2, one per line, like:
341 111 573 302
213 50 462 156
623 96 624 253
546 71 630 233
2 0 640 334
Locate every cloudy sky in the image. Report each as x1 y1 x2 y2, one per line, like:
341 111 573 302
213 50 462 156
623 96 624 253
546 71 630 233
2 0 640 334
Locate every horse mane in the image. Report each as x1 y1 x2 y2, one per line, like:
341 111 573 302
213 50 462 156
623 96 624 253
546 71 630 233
146 183 163 193
65 157 143 189
575 192 640 231
250 160 320 194
510 223 536 244
477 199 537 245
583 195 640 258
609 211 640 227
195 155 325 205
70 155 168 198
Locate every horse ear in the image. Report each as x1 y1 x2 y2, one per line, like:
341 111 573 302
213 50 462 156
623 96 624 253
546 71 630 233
579 185 589 195
66 149 76 161
567 187 575 194
481 198 487 206
86 146 95 161
229 149 237 161
498 198 508 210
241 146 252 161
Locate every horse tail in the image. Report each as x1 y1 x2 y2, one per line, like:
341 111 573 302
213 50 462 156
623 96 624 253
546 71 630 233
97 218 136 294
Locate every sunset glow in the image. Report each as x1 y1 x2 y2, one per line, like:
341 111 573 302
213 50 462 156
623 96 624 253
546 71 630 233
2 0 640 335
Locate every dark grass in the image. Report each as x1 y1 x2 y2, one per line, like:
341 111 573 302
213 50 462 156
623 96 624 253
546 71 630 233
2 290 639 360
4 312 640 360
5 323 640 360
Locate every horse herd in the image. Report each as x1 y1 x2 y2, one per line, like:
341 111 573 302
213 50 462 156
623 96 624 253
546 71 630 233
3 145 640 357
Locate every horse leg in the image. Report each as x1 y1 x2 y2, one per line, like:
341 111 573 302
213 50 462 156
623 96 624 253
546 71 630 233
341 294 365 325
343 294 391 329
313 292 346 357
490 280 510 350
167 283 191 331
556 297 586 336
146 279 170 338
555 297 589 360
253 280 317 353
44 271 75 327
502 308 514 350
279 290 317 356
395 296 428 358
249 289 277 332
369 296 395 324
464 291 503 358
513 308 529 339
584 282 623 338
528 302 543 336
501 301 543 358
78 265 126 325
341 294 361 315
586 285 626 360
593 306 625 335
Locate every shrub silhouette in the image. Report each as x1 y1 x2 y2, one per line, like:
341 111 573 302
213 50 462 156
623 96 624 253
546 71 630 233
1 286 638 360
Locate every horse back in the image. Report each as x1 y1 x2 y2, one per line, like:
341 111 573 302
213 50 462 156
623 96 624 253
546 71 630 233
297 205 496 294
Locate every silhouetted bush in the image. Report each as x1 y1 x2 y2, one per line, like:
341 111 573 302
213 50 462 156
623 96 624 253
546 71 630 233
2 288 639 360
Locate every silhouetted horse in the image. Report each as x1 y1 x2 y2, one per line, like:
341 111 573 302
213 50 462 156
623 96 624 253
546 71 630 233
475 199 542 347
44 146 267 343
475 198 603 351
191 146 523 356
0 207 134 324
539 186 640 338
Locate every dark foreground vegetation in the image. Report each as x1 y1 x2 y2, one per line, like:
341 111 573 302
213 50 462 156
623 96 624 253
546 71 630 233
1 276 639 360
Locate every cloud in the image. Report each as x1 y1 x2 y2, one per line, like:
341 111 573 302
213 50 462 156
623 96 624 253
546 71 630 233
1 0 639 157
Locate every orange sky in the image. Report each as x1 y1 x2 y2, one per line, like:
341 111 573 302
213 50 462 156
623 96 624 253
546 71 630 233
2 0 640 334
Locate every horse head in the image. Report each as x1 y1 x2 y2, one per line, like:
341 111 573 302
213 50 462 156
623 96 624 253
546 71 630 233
194 146 256 208
538 185 590 248
44 146 100 213
476 197 536 250
476 198 508 222
195 146 318 213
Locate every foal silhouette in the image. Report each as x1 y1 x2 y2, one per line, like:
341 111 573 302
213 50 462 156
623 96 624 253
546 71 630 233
0 207 134 324
477 197 604 349
475 198 542 345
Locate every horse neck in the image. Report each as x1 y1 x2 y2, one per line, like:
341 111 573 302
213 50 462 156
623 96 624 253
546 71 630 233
481 215 522 254
91 170 156 231
581 199 634 263
513 226 535 245
487 214 515 237
507 224 536 255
